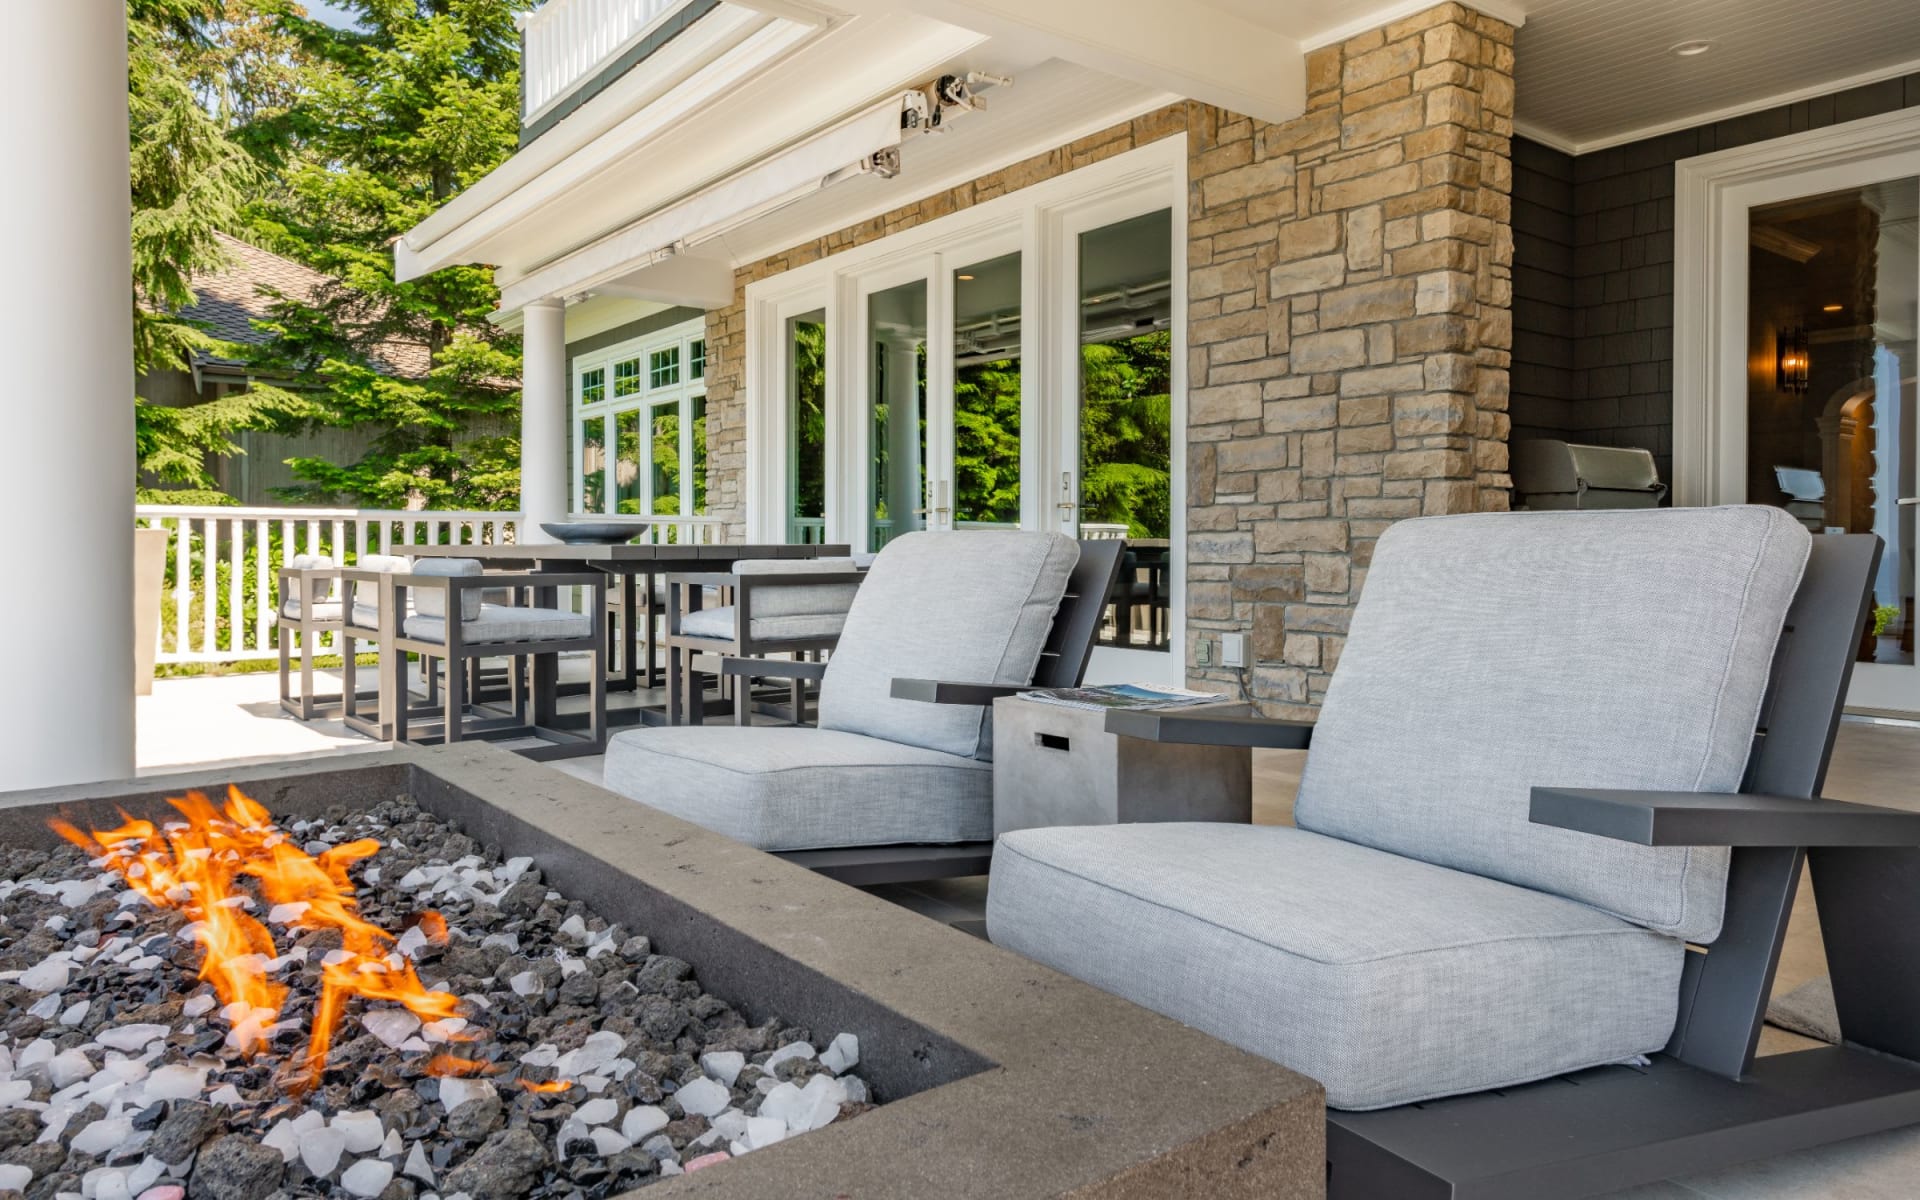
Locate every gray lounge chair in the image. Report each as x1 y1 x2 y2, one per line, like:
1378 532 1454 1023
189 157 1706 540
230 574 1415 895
986 505 1920 1197
601 530 1121 883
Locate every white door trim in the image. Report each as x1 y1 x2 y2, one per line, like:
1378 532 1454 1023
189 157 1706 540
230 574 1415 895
1673 107 1920 508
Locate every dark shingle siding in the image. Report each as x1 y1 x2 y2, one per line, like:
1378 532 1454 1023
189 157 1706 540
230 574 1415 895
1508 73 1920 486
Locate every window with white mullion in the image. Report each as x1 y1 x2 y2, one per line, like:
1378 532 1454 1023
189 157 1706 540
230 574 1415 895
569 318 708 519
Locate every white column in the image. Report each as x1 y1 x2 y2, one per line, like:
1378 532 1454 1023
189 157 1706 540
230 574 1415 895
520 299 570 543
0 6 134 789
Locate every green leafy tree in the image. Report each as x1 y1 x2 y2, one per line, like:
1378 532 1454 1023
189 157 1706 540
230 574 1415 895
130 0 281 503
240 0 533 509
953 358 1022 523
1078 332 1172 537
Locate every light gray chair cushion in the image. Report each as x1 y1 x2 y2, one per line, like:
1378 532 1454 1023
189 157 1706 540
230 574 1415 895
347 554 411 626
672 558 857 642
281 553 336 615
601 726 992 852
281 599 343 621
678 606 847 642
988 822 1685 1111
410 558 485 621
1294 506 1809 942
404 604 590 645
818 531 1078 760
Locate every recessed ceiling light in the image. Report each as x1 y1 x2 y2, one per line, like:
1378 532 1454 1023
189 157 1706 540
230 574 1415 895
1822 303 1844 312
1670 40 1712 57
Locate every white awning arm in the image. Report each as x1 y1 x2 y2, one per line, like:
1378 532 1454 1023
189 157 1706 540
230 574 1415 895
498 89 929 312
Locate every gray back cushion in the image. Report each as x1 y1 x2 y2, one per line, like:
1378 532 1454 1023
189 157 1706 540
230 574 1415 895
410 558 484 621
1294 506 1809 943
819 531 1079 759
732 558 861 618
287 554 336 602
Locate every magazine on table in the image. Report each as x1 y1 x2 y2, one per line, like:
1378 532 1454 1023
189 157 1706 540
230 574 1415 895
1017 682 1224 712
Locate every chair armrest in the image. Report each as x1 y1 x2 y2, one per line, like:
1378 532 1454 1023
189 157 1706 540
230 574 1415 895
719 657 828 682
1104 709 1314 749
1529 787 1920 847
889 679 1026 705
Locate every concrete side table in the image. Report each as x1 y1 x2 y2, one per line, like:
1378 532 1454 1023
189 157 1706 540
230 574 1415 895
991 696 1253 836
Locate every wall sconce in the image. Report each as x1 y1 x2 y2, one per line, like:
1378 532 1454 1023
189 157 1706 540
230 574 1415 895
1776 326 1809 393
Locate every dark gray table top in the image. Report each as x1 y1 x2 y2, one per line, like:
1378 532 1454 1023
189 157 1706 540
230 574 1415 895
403 542 850 565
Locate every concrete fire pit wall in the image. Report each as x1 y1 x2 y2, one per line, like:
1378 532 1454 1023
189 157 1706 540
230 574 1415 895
1 744 1325 1198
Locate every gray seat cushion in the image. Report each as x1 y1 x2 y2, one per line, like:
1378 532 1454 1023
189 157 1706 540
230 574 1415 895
818 531 1078 760
1295 506 1809 942
280 599 343 621
678 605 847 642
988 822 1685 1110
602 726 992 852
404 604 590 645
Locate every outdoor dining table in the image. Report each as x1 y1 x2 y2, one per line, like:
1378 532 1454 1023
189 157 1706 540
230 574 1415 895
403 540 851 728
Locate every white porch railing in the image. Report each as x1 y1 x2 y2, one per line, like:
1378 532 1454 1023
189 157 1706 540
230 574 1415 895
135 506 728 664
136 506 521 665
521 0 690 120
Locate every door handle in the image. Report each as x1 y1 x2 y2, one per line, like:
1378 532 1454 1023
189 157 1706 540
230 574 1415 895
1899 498 1918 506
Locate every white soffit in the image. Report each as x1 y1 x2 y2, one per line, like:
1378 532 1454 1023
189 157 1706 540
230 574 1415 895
1511 0 1920 154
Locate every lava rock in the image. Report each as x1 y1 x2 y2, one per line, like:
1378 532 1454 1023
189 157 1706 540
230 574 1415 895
632 956 692 994
446 1095 504 1141
440 1128 549 1200
187 1135 284 1200
497 879 545 918
0 1111 35 1153
151 1101 222 1164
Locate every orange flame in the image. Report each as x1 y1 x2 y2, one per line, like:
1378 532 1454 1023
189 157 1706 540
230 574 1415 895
425 1054 496 1077
52 786 477 1090
519 1079 573 1094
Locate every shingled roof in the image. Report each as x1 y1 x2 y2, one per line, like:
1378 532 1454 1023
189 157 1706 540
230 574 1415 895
182 233 432 379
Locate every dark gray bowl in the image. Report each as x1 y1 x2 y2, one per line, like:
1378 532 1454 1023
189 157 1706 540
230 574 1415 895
540 521 648 545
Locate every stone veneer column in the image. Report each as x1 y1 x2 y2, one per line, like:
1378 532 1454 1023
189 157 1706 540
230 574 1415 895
1185 2 1515 717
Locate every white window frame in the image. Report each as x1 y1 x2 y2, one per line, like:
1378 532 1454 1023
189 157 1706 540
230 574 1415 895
742 136 1188 682
570 315 709 519
1674 107 1920 506
745 136 1187 546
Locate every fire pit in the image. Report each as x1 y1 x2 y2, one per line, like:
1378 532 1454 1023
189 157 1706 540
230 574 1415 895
1 744 1322 1198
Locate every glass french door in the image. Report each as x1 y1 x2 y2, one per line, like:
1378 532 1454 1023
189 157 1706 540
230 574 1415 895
1738 170 1918 714
848 233 1029 546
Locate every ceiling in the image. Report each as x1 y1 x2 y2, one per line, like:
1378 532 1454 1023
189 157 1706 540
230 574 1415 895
1510 0 1920 153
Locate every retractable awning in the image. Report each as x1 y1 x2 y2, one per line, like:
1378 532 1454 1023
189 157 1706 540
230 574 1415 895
497 91 926 312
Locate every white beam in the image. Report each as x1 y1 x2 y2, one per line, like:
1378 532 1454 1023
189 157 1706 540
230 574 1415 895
875 0 1305 125
0 5 135 788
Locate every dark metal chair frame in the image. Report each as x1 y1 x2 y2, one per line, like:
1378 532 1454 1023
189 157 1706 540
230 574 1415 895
706 539 1124 886
1104 534 1920 1199
340 569 609 762
660 567 869 726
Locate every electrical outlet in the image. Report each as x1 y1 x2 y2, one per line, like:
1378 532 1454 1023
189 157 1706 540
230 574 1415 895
1220 632 1248 668
1194 638 1214 667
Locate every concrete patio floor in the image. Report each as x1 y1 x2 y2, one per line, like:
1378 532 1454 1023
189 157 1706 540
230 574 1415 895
132 669 1920 1197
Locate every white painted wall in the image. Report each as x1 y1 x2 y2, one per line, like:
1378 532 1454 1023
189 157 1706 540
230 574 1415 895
0 6 136 788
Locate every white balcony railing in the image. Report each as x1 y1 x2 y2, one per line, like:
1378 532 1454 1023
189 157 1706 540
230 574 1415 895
135 506 521 665
521 0 690 121
135 505 728 665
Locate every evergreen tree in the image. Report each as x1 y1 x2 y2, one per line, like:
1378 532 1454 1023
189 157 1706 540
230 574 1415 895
240 0 533 509
130 0 281 503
